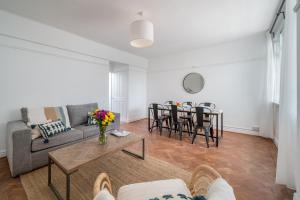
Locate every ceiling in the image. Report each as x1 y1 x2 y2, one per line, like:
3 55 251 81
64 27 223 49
0 0 280 59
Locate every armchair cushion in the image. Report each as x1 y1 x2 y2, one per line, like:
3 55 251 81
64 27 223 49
93 189 115 200
206 178 236 200
117 179 191 200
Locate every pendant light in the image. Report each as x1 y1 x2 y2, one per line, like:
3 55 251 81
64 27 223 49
130 12 154 48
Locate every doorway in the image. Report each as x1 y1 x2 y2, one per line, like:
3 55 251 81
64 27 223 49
109 62 129 123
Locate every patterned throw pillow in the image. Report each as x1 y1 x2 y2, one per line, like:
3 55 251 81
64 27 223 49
192 195 207 200
149 194 190 200
87 112 97 126
38 120 68 139
149 194 206 200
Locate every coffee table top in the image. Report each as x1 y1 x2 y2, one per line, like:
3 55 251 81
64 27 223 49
48 132 144 174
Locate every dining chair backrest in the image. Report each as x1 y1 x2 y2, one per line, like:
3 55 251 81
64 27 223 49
171 105 179 123
195 107 204 128
199 102 216 109
164 101 175 105
195 106 212 127
182 102 193 106
150 103 164 120
152 103 159 120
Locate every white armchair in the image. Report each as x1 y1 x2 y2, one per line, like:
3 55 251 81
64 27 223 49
93 165 236 200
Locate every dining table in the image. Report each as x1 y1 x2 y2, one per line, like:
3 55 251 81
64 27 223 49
147 105 223 147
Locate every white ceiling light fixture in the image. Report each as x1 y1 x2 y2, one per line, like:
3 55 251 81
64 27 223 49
130 11 154 48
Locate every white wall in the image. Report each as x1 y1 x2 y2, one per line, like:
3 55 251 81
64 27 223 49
0 10 148 156
295 1 300 199
148 33 267 135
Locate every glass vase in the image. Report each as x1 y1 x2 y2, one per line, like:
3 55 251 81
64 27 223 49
98 125 107 145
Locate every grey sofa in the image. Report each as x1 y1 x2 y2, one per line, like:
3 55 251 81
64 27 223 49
6 103 120 177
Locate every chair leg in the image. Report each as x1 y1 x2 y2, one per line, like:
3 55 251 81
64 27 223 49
179 125 183 140
169 123 172 138
166 118 169 128
210 127 214 142
150 120 155 133
205 128 210 148
159 120 162 135
188 120 192 136
192 128 197 144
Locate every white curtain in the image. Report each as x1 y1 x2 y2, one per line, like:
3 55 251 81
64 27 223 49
295 1 300 199
276 0 298 193
259 34 276 138
296 1 300 199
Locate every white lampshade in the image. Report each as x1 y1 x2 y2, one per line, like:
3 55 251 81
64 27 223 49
130 19 154 48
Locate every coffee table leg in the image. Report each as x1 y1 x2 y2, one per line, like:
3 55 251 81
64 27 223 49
142 138 145 159
48 157 52 186
48 156 72 200
66 174 70 200
122 138 145 160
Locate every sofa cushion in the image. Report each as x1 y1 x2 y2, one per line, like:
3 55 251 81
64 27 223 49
21 107 48 125
44 106 71 129
75 125 99 138
117 179 191 200
21 106 71 129
67 103 98 127
31 129 83 152
38 120 69 139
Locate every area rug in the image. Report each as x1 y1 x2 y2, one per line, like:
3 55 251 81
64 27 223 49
21 151 191 200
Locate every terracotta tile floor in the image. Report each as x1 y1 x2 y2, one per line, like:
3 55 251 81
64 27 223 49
0 119 294 200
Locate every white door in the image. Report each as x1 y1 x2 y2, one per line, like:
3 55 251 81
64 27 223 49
111 69 128 122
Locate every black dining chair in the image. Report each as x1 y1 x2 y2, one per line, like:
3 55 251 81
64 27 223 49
180 102 194 134
162 101 174 125
198 102 216 127
149 103 170 135
192 106 214 148
169 105 191 140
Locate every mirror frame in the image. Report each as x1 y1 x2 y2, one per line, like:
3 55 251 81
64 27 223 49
182 72 205 94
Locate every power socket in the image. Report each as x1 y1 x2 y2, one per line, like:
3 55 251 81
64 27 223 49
252 126 260 132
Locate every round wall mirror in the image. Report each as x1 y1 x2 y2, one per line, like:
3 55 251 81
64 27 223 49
183 73 205 94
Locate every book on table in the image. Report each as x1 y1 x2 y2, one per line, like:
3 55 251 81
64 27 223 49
111 130 131 137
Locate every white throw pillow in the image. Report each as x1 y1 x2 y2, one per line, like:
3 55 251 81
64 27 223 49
206 178 236 200
93 189 115 200
26 107 48 126
31 126 42 140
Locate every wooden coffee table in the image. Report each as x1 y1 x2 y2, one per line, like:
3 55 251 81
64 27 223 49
48 132 145 200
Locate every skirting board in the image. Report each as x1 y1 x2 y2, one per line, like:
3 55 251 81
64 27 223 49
223 126 259 135
0 149 6 158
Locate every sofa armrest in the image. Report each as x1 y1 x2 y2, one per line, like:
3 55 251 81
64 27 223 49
6 120 32 177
